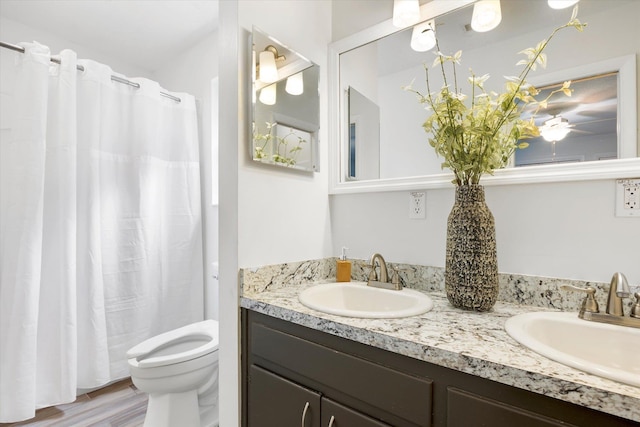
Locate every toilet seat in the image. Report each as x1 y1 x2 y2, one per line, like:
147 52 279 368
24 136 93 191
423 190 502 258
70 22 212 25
127 320 219 369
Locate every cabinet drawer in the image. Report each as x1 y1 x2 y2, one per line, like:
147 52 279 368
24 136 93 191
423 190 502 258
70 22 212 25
446 388 573 427
250 320 433 427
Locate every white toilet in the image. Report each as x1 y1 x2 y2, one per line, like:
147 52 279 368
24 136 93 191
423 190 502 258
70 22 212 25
127 319 219 427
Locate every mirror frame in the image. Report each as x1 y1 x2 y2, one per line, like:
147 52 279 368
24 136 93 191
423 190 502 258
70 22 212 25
328 0 640 194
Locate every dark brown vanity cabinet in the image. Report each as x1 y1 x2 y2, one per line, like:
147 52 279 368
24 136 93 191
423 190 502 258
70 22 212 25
242 309 638 427
242 310 431 426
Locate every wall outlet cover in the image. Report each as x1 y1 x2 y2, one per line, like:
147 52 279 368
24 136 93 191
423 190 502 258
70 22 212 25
409 192 426 219
615 178 640 217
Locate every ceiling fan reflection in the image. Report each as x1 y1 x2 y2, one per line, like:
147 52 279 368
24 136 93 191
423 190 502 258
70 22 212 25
540 116 574 142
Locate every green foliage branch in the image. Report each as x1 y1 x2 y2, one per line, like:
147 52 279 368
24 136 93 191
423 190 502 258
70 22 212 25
404 6 586 186
254 122 307 167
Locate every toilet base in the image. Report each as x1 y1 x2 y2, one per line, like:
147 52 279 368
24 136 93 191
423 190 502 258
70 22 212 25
144 390 201 427
200 403 219 427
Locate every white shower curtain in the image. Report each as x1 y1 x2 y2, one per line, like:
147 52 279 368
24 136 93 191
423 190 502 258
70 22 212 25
0 42 204 422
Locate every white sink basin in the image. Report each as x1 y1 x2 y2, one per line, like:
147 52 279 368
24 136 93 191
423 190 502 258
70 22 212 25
505 311 640 387
298 282 433 318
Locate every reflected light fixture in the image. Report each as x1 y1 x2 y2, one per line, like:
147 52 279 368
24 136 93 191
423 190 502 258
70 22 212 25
258 45 284 84
393 0 421 28
548 0 579 9
471 0 502 32
411 20 436 52
259 83 277 105
540 116 572 142
285 72 304 96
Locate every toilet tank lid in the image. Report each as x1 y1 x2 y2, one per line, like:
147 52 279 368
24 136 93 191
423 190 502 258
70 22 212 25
127 319 219 367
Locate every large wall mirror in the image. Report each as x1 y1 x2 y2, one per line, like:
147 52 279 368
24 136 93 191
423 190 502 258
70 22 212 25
329 0 640 193
252 27 320 172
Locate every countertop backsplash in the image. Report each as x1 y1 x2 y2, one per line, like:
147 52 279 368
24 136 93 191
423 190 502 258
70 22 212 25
240 257 635 313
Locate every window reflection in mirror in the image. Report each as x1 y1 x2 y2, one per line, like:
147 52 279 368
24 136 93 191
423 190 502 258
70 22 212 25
252 27 320 172
516 72 618 166
338 0 638 184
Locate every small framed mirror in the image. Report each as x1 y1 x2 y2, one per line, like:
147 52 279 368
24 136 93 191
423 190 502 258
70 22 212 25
251 26 320 172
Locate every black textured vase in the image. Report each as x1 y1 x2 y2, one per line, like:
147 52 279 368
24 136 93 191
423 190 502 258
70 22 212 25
445 185 498 311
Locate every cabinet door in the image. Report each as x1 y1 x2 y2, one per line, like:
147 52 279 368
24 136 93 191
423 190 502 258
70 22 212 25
248 365 321 427
321 398 392 427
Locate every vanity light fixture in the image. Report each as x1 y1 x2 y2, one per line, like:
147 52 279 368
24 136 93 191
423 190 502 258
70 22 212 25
259 83 277 105
548 0 579 9
285 72 304 95
471 0 502 32
258 45 285 84
410 20 436 52
540 116 572 142
393 0 421 28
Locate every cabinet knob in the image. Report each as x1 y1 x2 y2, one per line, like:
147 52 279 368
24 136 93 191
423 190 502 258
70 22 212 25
301 401 310 427
328 415 335 427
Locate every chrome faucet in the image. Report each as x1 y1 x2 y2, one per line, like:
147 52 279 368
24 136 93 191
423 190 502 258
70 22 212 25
367 253 402 290
561 272 640 329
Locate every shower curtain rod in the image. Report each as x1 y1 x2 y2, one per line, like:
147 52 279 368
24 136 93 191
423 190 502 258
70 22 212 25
0 40 181 103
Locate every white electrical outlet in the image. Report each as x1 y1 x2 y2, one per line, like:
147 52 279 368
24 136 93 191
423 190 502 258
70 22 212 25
615 178 640 217
409 192 426 219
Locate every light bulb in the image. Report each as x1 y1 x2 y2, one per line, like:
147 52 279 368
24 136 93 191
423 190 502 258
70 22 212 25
393 0 420 28
471 0 502 33
285 72 304 96
259 84 276 105
410 20 436 52
548 0 579 9
259 50 278 83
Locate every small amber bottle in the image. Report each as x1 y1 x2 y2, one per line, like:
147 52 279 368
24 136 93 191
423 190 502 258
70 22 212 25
336 247 352 282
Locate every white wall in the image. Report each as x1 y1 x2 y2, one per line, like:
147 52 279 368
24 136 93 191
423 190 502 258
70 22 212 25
330 181 640 283
330 1 640 285
0 16 149 77
217 2 240 426
217 1 332 425
152 30 220 321
238 1 333 268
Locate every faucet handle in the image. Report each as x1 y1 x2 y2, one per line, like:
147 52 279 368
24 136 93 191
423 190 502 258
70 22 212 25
631 293 640 319
560 284 599 315
390 265 403 289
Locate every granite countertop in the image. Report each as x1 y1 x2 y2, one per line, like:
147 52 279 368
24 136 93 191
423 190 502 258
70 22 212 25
240 282 640 423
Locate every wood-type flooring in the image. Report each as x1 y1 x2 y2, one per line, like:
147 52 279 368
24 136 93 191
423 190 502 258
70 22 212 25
0 378 147 427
